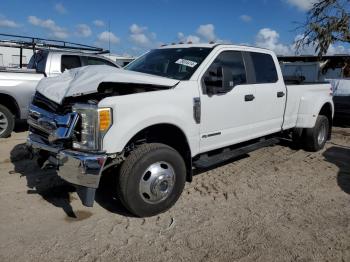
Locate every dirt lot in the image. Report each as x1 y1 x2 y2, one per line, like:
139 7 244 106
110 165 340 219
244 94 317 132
0 126 349 262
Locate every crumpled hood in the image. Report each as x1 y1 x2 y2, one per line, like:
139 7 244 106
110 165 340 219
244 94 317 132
36 65 179 104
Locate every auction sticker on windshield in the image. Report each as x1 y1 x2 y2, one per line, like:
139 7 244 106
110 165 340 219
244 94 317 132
175 59 198 68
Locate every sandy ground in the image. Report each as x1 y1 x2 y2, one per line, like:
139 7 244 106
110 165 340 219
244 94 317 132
0 125 349 262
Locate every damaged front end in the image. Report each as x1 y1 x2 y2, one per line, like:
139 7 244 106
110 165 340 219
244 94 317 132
27 92 108 207
27 66 179 207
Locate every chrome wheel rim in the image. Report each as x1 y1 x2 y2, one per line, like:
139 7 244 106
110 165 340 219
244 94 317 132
139 161 176 204
0 112 9 136
318 121 327 145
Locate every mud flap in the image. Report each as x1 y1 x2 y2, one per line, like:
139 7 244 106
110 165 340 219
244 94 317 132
76 186 97 207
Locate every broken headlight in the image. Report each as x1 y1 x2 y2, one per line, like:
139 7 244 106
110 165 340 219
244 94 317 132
72 104 112 151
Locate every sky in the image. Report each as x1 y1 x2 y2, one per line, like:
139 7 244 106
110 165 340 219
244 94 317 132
0 0 348 56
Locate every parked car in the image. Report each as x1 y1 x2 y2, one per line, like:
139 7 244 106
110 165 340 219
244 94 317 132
328 79 350 123
27 44 334 217
0 50 120 138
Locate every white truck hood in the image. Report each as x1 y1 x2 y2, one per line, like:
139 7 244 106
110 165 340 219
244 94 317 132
36 65 179 104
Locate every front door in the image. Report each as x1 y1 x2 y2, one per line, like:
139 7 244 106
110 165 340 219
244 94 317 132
199 50 257 153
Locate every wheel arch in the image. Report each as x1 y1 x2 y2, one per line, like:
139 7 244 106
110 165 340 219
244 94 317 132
0 93 20 118
124 123 193 182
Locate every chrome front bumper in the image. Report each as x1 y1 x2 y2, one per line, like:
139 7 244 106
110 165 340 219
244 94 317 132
27 133 107 189
57 150 107 189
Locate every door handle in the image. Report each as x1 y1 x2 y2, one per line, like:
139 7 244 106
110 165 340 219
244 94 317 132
277 91 285 98
245 94 255 102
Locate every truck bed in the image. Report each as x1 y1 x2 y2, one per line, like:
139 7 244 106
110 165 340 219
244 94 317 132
0 69 44 81
283 82 332 130
283 75 329 85
0 67 38 74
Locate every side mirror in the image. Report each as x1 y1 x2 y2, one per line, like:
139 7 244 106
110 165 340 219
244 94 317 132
204 66 225 95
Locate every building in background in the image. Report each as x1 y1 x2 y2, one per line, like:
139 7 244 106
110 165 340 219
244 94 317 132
0 45 33 68
103 54 135 67
278 55 350 121
278 55 350 82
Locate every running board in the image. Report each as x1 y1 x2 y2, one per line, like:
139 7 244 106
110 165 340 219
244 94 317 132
193 137 280 169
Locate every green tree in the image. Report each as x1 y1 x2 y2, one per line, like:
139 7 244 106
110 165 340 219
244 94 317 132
296 0 350 56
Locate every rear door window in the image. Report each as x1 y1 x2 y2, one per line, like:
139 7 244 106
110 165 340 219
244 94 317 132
86 56 118 67
61 55 81 72
247 52 278 83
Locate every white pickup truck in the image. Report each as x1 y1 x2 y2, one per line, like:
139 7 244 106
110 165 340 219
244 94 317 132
0 50 119 138
27 44 334 217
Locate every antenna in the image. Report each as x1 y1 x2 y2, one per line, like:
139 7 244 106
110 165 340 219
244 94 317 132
108 20 111 56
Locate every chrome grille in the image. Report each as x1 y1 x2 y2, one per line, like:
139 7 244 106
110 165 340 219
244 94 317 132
28 103 79 144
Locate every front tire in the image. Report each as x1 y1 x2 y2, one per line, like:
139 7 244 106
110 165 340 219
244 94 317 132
0 105 15 138
304 115 329 152
118 143 186 217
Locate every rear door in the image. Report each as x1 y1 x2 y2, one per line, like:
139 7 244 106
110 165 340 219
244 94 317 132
244 51 286 136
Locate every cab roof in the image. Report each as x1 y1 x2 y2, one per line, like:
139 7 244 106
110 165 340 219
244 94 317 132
158 43 273 53
159 43 217 49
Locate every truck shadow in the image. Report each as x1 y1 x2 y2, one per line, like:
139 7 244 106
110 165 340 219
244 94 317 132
13 120 28 133
10 143 77 217
323 146 350 195
10 143 132 218
95 168 135 217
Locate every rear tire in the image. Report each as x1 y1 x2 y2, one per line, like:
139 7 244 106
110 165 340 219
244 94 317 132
117 143 186 217
304 115 329 152
0 104 14 138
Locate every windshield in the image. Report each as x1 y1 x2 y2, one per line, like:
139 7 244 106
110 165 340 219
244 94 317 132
125 47 212 80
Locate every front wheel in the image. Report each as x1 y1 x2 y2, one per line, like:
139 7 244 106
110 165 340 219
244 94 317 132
117 143 186 217
304 115 329 152
0 105 15 138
